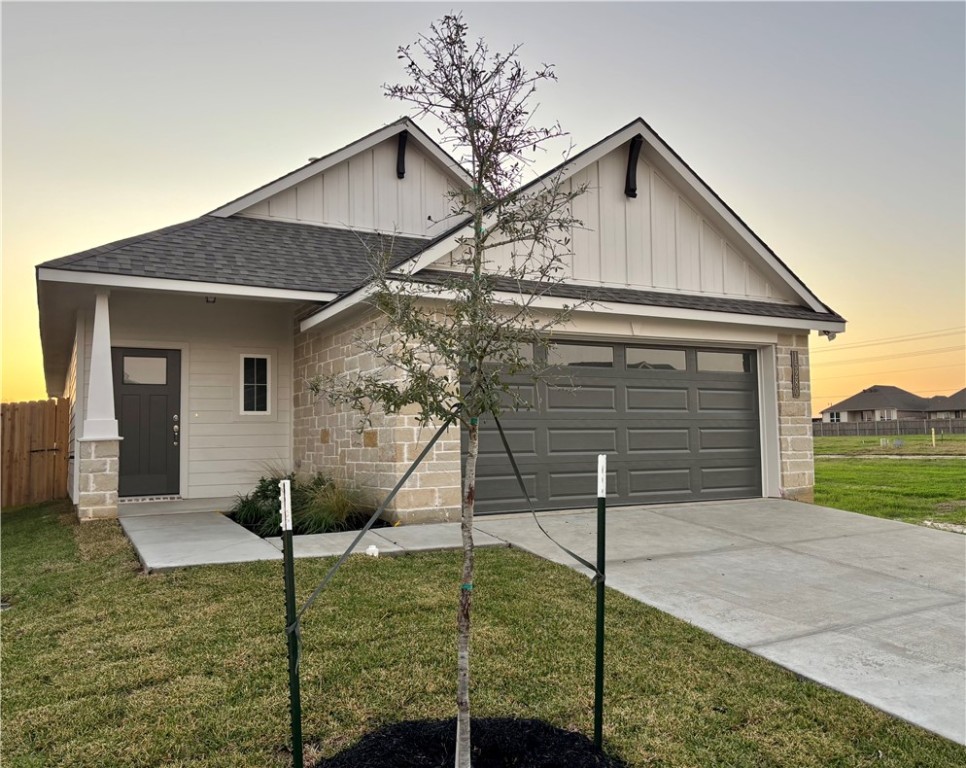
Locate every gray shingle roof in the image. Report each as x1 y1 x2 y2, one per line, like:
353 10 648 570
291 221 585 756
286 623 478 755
39 215 430 294
926 387 966 412
402 269 846 324
823 385 930 414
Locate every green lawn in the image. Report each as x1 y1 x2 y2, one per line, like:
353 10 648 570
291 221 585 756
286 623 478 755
2 501 964 767
814 433 966 456
815 459 966 526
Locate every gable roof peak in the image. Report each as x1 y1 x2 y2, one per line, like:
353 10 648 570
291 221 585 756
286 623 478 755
208 116 472 219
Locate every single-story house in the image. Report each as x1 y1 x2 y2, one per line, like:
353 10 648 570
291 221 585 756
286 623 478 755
925 388 966 420
821 385 965 423
36 116 846 522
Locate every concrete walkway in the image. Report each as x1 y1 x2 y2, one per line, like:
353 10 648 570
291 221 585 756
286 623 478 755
120 512 282 570
120 498 965 744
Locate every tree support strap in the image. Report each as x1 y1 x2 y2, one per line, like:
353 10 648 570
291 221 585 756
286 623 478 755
492 414 605 586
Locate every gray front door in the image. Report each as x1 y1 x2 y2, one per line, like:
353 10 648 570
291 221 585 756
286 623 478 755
112 348 181 497
467 342 761 513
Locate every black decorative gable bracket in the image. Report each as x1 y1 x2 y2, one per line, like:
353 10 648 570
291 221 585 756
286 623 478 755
397 130 409 179
624 134 644 198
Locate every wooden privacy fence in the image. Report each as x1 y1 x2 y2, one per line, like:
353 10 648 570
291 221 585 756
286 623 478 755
812 418 966 438
1 398 70 508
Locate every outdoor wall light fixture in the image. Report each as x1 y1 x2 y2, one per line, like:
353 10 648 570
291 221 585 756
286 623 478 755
205 296 217 304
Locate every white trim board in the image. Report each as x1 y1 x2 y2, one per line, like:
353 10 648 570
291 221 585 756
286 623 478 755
38 268 338 303
300 285 846 335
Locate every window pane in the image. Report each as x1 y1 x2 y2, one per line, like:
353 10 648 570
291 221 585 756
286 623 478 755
253 357 267 386
484 342 534 364
123 357 166 385
626 347 686 371
697 351 751 373
548 344 613 368
242 356 269 412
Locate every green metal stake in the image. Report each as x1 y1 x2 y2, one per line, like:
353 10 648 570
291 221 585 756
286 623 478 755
594 454 606 749
280 479 304 768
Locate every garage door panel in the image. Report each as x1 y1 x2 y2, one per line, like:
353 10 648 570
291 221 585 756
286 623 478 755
628 468 693 495
478 428 537 457
475 472 538 502
698 427 758 452
496 384 538 410
548 470 618 501
626 386 690 412
545 385 616 411
627 428 691 453
700 465 761 493
547 427 618 455
697 387 757 412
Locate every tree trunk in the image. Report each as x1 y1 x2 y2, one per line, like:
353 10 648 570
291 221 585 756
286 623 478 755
455 420 478 768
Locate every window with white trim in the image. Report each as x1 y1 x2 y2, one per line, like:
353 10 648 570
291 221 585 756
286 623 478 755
240 355 271 414
828 411 841 423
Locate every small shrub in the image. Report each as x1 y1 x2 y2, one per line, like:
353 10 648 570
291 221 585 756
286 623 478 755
229 472 376 537
229 471 292 537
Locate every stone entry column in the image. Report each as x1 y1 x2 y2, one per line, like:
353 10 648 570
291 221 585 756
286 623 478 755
77 438 119 520
78 290 121 520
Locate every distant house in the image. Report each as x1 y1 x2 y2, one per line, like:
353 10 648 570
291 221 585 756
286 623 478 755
821 385 929 423
821 385 966 423
926 388 966 420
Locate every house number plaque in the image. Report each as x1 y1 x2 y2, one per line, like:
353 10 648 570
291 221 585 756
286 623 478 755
791 350 801 399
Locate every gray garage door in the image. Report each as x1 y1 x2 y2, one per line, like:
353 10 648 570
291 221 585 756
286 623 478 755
465 342 761 514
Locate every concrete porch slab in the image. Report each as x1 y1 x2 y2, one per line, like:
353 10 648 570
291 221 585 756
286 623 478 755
117 497 235 517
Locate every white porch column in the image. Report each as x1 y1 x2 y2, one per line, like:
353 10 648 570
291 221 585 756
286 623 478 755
82 290 119 439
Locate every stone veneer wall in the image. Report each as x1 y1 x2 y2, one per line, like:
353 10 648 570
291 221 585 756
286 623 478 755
293 310 463 523
776 333 814 502
77 438 120 520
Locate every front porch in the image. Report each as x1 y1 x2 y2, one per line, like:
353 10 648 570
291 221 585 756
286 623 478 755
117 496 235 518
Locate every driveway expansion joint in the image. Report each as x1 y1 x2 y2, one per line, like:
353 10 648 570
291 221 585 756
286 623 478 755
745 597 965 652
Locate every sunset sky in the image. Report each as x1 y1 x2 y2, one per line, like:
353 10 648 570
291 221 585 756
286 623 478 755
3 1 964 412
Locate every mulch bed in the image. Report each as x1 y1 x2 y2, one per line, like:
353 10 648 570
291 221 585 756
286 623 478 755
314 717 628 767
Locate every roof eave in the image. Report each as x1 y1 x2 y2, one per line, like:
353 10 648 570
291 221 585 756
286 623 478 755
300 282 846 336
37 267 340 303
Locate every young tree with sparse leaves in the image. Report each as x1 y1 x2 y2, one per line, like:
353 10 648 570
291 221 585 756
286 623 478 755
311 15 585 767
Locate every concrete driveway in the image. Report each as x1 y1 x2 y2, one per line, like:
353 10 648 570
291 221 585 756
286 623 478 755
476 499 966 744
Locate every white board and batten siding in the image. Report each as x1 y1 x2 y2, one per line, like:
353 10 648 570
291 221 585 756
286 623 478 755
239 138 459 238
450 142 797 305
76 291 295 500
63 328 80 503
570 148 796 302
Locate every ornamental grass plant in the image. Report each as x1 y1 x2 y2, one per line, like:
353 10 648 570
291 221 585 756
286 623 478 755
229 472 375 537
